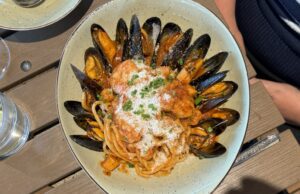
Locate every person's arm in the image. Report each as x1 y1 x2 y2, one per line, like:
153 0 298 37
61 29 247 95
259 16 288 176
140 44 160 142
215 0 300 126
214 0 246 53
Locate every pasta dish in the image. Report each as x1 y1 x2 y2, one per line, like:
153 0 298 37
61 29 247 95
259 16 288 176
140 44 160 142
64 15 239 177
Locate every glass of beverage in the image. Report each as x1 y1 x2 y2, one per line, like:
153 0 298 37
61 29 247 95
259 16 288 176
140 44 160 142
0 37 10 80
0 93 30 158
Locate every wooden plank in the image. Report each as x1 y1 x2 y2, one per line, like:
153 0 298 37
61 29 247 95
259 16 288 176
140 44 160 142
216 130 300 193
245 81 284 142
0 125 80 194
46 171 105 194
5 68 57 133
0 0 109 90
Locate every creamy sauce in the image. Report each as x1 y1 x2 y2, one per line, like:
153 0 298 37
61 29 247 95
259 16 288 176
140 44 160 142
113 60 186 161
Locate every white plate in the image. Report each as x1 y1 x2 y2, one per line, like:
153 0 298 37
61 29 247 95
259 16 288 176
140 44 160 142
0 0 81 30
57 0 250 193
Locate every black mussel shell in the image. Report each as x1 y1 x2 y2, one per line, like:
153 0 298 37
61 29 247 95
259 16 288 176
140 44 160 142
199 97 228 113
190 142 226 159
193 51 228 81
70 64 102 92
197 118 227 136
90 24 112 73
200 81 238 100
64 101 90 116
123 15 144 61
142 16 161 46
184 34 211 62
193 71 228 92
70 135 103 152
213 108 240 126
162 28 193 70
84 47 111 87
73 114 96 131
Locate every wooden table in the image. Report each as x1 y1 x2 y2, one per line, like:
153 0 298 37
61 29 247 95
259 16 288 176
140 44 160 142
0 1 299 194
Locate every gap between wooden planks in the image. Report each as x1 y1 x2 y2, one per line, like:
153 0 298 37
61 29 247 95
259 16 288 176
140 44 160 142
0 66 283 194
42 130 300 194
0 0 256 91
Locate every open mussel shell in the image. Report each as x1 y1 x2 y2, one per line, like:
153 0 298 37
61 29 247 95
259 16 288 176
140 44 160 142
84 47 110 88
194 71 228 92
192 51 228 83
142 17 161 46
70 64 102 92
116 18 128 64
183 34 211 63
123 15 144 61
73 114 96 131
190 142 226 159
199 97 228 113
142 17 161 65
70 135 103 152
200 81 238 100
197 118 227 136
153 22 182 66
208 108 240 126
91 24 114 72
162 28 193 70
64 101 90 116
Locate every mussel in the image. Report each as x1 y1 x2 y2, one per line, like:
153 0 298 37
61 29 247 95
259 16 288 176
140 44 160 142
141 17 161 65
190 142 226 159
153 22 182 67
191 51 228 85
115 18 128 64
123 15 144 61
64 101 104 150
84 47 110 88
91 23 116 70
70 135 103 152
189 118 227 158
202 108 240 126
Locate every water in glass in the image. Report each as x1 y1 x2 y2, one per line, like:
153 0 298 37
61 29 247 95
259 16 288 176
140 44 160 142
0 93 30 158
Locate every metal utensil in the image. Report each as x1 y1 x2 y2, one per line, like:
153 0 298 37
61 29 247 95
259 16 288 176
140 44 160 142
234 133 280 167
13 0 44 8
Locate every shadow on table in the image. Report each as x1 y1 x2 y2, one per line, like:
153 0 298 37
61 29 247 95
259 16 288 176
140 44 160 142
224 177 280 194
6 0 93 43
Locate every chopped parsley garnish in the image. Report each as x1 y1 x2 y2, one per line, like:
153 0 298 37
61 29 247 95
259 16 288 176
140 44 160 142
150 63 156 69
127 74 139 86
149 77 165 89
140 86 151 98
148 104 157 111
122 100 133 111
107 114 112 119
141 113 151 120
194 96 203 105
128 163 134 168
131 89 137 96
207 126 213 133
133 109 144 115
97 109 105 117
96 93 101 100
178 58 184 66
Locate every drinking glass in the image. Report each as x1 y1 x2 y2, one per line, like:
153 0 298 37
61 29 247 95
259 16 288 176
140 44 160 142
0 37 10 80
0 93 30 158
